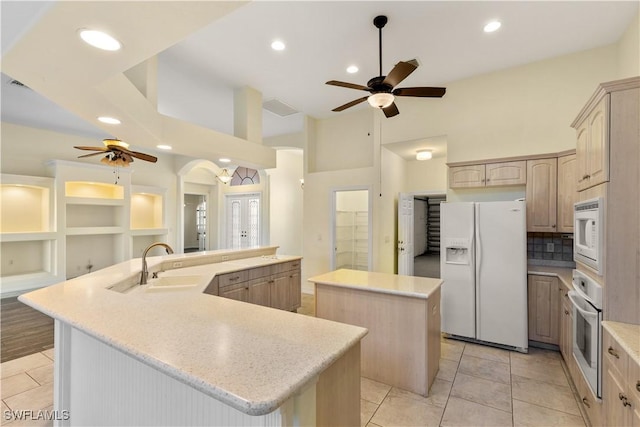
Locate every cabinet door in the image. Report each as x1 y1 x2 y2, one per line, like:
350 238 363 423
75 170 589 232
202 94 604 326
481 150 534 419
604 365 632 427
586 96 610 188
576 123 590 191
526 159 557 232
559 287 573 361
449 165 486 188
557 154 577 233
288 270 301 311
270 275 290 311
248 278 271 306
630 359 640 427
220 284 249 302
485 161 526 186
527 275 560 345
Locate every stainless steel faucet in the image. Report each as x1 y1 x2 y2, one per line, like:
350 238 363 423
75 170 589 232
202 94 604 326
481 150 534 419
140 243 174 285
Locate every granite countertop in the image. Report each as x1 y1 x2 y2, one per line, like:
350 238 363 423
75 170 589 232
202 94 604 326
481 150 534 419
602 321 640 366
19 248 367 416
527 264 573 290
308 268 442 299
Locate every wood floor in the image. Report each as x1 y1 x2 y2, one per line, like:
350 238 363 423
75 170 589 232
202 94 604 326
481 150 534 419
1 297 54 363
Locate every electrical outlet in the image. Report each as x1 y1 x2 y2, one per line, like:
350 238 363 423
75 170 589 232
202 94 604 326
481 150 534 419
172 261 183 268
546 243 555 252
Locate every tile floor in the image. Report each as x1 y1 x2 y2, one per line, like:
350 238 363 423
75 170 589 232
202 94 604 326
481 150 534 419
0 294 587 427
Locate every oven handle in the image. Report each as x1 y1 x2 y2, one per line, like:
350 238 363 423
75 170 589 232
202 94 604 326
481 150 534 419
568 291 599 319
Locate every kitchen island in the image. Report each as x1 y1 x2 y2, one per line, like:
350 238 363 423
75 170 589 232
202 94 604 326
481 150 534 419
19 247 367 426
308 269 442 396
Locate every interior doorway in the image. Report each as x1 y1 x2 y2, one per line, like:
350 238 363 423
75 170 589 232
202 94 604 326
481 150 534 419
398 191 446 278
331 188 371 271
184 194 207 253
225 192 261 249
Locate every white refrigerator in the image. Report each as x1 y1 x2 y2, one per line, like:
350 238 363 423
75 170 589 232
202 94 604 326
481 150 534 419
440 200 528 351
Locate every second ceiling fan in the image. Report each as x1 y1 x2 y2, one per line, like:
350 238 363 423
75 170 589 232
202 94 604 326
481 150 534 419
326 15 446 118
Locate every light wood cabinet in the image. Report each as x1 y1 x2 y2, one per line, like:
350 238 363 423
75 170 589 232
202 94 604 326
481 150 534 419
603 328 637 427
575 96 610 191
449 161 526 188
216 260 302 312
527 275 559 345
485 161 527 186
449 165 486 188
557 154 577 233
558 283 573 363
526 159 557 232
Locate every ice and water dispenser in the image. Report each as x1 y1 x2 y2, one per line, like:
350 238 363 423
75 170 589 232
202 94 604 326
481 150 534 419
443 238 471 265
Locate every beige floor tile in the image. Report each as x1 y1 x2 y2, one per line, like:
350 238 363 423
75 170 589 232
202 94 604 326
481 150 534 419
2 399 11 413
41 349 54 362
25 365 53 386
511 347 562 364
388 377 453 408
441 336 465 348
361 377 391 405
1 354 52 379
436 358 459 382
0 374 40 400
451 372 512 413
512 375 581 416
441 342 464 362
3 384 53 413
513 399 586 427
366 424 382 427
458 354 511 384
463 342 511 364
511 356 569 387
361 399 378 426
370 393 444 427
441 396 513 427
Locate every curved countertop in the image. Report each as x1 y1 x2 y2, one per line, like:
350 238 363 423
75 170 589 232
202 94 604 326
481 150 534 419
308 269 443 299
19 247 367 416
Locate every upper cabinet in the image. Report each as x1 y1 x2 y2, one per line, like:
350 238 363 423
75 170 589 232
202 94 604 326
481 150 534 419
449 161 525 189
575 96 609 191
526 159 557 232
557 154 577 233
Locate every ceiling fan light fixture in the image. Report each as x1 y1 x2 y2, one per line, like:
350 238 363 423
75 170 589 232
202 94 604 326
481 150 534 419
368 92 395 109
103 138 129 149
416 150 433 161
217 169 232 184
78 29 122 51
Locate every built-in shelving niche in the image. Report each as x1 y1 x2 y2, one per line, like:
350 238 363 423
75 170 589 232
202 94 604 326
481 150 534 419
130 185 168 258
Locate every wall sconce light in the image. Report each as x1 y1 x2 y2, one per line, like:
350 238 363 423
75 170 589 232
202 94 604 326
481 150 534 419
416 150 433 161
217 169 232 184
300 178 304 189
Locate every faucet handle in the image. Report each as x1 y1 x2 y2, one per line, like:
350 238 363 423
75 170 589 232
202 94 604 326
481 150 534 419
152 272 158 279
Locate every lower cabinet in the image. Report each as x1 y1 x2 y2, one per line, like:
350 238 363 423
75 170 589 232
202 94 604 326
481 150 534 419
527 274 560 345
603 328 640 427
558 284 574 373
216 260 301 312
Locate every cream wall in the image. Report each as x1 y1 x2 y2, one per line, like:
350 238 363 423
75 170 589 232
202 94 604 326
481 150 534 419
618 11 640 78
404 156 448 193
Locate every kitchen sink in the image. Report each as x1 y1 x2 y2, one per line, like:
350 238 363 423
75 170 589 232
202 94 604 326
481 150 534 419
145 275 203 291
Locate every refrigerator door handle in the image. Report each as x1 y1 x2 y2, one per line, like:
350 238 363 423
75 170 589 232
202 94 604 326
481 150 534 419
475 204 482 338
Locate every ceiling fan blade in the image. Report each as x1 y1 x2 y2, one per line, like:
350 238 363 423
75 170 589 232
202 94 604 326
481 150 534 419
332 96 369 112
130 151 158 163
74 146 107 151
77 151 106 158
393 87 446 98
382 61 418 88
326 80 371 91
382 102 399 118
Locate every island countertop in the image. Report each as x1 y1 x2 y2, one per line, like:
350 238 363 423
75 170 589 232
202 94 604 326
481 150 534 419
19 247 367 416
308 268 443 299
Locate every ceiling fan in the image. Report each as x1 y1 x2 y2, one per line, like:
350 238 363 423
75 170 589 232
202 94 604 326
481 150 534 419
326 15 446 118
74 139 157 166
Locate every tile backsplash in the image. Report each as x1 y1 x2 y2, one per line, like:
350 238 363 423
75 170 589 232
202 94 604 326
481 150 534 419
527 232 575 267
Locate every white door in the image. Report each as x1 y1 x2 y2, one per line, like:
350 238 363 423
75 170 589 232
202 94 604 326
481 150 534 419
440 202 476 338
397 193 414 275
475 201 527 349
225 193 261 249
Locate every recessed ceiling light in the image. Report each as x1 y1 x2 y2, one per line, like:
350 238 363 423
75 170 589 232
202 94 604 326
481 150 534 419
483 20 502 33
156 145 172 150
271 40 286 51
219 158 231 163
97 116 121 125
79 29 122 51
346 65 359 74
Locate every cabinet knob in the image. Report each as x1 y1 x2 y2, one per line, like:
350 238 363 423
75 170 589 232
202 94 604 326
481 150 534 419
564 310 570 315
552 224 556 228
619 393 632 407
636 381 640 392
582 397 590 408
608 346 620 359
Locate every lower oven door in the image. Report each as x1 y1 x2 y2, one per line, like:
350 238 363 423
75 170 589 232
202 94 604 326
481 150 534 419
568 290 602 398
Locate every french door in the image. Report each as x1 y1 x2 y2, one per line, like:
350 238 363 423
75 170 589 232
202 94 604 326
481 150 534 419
225 193 261 249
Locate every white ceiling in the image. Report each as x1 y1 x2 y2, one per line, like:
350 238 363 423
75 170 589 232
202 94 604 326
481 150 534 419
1 1 637 155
